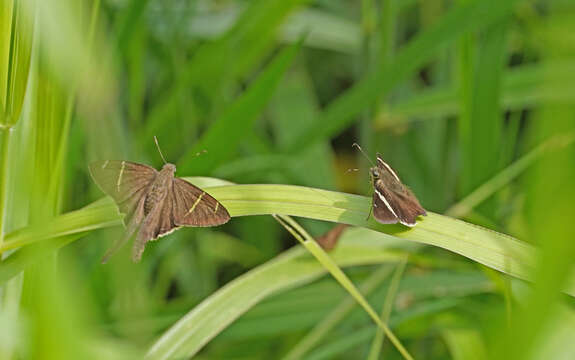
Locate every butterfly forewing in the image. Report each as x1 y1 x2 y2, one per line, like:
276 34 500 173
89 161 157 223
372 187 400 224
172 178 230 226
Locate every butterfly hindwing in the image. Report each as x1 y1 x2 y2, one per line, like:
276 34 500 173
132 193 172 262
101 196 146 264
130 178 230 262
392 189 427 227
374 184 425 227
172 178 230 227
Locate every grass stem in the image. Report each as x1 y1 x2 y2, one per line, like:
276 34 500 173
0 127 12 248
274 215 414 360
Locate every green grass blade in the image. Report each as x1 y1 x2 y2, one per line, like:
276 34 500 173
282 265 395 360
0 235 80 284
385 61 575 121
442 327 487 360
189 7 361 54
177 40 301 174
1 198 120 254
274 215 413 360
144 232 408 360
21 0 114 114
115 0 152 53
0 0 10 117
269 68 336 189
0 0 33 128
367 258 407 360
447 133 575 217
460 17 508 201
2 181 571 296
223 266 488 342
140 0 308 143
494 72 575 358
0 0 34 247
286 0 520 152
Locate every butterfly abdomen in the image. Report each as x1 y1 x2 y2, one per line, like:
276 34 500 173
144 168 174 214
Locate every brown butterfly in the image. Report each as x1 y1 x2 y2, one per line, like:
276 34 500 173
353 143 426 227
89 142 230 263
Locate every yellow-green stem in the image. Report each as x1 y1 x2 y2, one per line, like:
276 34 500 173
0 128 12 248
274 215 414 360
368 257 408 359
282 265 395 360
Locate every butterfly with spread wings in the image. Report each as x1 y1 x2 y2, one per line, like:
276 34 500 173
89 160 230 263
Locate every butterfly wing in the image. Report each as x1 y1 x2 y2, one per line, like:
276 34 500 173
131 193 174 262
392 188 427 226
372 186 400 224
171 177 230 226
372 155 426 227
101 196 146 264
131 177 230 262
89 160 157 225
373 182 426 227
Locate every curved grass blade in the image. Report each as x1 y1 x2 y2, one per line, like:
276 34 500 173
2 181 572 297
145 232 409 359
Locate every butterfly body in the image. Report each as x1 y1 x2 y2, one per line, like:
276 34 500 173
369 154 426 227
89 160 230 262
143 163 175 214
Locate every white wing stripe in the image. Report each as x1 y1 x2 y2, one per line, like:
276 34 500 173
377 157 400 182
375 190 398 219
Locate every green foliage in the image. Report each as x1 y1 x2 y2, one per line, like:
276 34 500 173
1 0 575 359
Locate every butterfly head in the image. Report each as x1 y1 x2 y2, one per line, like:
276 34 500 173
369 166 382 182
162 163 176 173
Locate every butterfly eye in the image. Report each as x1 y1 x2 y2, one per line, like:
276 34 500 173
371 168 379 178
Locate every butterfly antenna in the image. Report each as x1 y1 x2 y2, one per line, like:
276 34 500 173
352 143 375 167
154 136 168 164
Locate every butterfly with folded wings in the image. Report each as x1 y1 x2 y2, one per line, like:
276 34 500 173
369 154 426 227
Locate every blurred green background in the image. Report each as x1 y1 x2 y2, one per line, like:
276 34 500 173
1 0 575 359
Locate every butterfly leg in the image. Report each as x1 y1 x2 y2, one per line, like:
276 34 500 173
366 198 373 221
